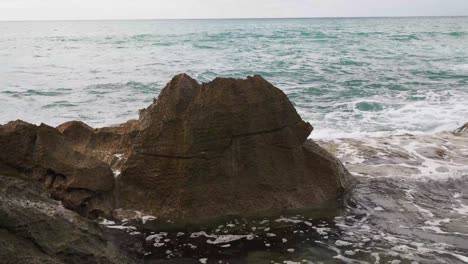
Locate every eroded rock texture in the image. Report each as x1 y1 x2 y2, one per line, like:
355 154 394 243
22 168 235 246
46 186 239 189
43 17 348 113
118 74 352 223
0 121 114 217
0 174 141 264
0 74 353 226
56 119 139 166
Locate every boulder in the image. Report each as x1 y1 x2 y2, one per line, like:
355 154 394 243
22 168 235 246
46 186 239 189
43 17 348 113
118 74 352 224
0 121 115 217
0 174 140 264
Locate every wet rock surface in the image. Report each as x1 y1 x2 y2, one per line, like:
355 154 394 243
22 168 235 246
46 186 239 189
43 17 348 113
0 174 141 264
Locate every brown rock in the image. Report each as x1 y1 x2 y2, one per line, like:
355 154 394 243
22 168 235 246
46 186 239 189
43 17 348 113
0 121 115 216
0 74 353 226
118 74 352 224
57 119 139 165
0 120 37 175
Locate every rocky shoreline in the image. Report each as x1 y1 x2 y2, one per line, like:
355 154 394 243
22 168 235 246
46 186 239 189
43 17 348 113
0 74 354 263
1 74 466 263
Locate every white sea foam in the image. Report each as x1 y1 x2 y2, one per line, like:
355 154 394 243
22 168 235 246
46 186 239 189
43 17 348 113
308 86 468 141
453 203 468 215
141 215 157 224
105 225 137 231
275 217 304 224
319 131 468 181
99 219 116 225
335 240 353 247
206 234 254 244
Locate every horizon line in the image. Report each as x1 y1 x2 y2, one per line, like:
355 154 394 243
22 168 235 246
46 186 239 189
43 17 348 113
1 14 467 22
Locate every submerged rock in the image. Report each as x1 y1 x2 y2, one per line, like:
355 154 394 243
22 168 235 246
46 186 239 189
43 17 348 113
118 74 352 224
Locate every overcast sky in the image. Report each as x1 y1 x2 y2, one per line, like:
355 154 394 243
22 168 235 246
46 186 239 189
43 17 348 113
1 0 467 21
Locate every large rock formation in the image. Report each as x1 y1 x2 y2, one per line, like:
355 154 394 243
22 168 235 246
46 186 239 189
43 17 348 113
0 74 353 226
0 121 115 217
117 74 352 223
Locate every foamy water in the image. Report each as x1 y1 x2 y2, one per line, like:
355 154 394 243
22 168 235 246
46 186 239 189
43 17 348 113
95 132 468 263
1 17 467 138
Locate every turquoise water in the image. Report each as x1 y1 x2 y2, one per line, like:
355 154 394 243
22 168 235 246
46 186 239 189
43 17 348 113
1 17 467 139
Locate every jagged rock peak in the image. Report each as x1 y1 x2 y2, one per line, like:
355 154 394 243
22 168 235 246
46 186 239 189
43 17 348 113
118 74 351 224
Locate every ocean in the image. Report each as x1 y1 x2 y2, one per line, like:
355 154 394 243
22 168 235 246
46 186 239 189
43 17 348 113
1 17 468 263
1 17 467 139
